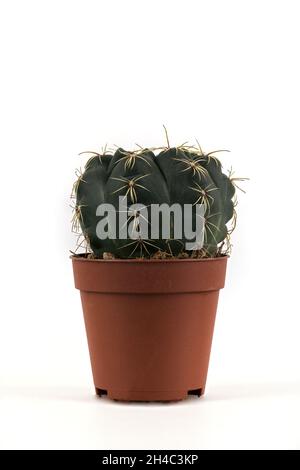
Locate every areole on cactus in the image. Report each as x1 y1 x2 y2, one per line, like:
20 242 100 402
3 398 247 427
71 131 242 259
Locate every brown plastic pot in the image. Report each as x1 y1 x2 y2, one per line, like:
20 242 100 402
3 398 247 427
72 255 227 402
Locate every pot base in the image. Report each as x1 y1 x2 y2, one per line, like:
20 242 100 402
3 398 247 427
95 387 204 402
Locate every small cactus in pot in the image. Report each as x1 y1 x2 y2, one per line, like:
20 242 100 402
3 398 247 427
70 130 247 402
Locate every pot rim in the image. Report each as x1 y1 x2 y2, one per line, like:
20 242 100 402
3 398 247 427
72 254 228 293
71 254 229 264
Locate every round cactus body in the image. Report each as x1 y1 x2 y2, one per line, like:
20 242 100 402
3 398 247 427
73 145 236 258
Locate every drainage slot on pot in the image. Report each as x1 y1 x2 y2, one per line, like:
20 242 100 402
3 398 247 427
95 388 107 397
188 388 202 397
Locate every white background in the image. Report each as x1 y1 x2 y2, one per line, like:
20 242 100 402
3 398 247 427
0 0 299 450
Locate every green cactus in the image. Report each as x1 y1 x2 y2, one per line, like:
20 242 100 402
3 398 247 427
72 140 238 258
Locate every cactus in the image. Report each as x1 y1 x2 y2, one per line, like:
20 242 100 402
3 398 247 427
72 139 239 258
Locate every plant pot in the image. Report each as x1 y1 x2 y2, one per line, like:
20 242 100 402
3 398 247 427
72 255 227 402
